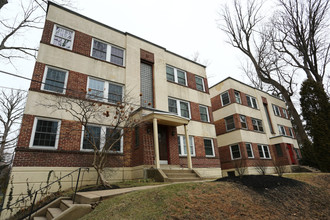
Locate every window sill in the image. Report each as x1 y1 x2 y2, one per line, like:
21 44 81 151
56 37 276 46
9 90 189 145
29 147 57 151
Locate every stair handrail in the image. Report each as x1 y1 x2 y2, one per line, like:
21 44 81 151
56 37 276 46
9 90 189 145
0 167 89 219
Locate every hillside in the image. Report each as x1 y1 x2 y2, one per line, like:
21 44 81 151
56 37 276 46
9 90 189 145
80 173 330 220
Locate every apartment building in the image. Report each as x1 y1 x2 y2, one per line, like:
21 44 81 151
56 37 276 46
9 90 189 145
210 78 300 177
2 2 221 210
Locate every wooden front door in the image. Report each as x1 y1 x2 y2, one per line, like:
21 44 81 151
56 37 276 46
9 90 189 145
158 126 168 161
287 144 296 164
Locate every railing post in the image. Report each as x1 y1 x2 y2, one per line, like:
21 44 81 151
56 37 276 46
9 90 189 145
28 191 38 220
72 168 82 204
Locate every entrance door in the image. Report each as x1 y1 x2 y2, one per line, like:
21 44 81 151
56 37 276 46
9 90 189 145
287 144 296 164
158 126 168 163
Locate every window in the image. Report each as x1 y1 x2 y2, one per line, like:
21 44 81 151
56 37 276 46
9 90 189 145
87 78 123 103
204 138 215 157
166 65 187 86
246 143 254 158
31 118 60 149
42 66 68 94
195 76 205 91
199 105 209 122
288 127 294 137
234 91 241 104
178 135 195 156
225 116 235 131
51 25 74 50
91 39 124 66
275 144 283 157
252 118 264 132
220 91 230 106
246 95 258 109
82 125 123 152
278 125 286 135
272 104 281 116
283 108 289 119
258 144 271 159
168 98 190 118
230 144 241 159
240 115 247 129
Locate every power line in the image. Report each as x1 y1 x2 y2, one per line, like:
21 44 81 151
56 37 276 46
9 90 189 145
0 69 140 107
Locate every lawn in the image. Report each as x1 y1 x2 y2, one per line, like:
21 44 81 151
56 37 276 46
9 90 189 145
80 173 330 220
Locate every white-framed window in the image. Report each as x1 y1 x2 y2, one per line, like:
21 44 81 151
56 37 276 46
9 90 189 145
177 135 195 156
230 144 241 160
258 144 271 159
234 91 241 104
225 115 235 131
283 108 289 119
81 125 123 153
51 24 75 50
246 95 258 109
41 66 68 94
199 105 209 122
240 115 247 129
278 125 286 136
87 77 123 103
91 39 125 66
272 104 281 116
195 76 205 92
252 118 264 132
245 143 254 158
166 65 187 86
30 117 61 149
168 97 190 118
220 91 230 106
204 138 215 157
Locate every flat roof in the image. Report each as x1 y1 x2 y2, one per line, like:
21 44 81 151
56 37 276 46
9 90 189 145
47 1 206 68
210 77 285 102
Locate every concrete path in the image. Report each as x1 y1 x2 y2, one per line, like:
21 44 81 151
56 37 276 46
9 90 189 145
75 184 170 204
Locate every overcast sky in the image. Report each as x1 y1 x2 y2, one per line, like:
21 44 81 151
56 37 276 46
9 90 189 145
1 0 249 91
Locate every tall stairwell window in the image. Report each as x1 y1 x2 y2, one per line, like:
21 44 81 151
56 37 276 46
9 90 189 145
140 63 153 107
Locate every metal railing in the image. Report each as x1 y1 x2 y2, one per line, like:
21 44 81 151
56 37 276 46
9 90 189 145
0 167 89 220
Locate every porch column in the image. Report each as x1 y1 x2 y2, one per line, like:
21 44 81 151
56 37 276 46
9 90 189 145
153 118 160 169
184 124 193 169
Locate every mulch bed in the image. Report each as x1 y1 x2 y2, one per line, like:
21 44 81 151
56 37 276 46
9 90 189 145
215 175 303 191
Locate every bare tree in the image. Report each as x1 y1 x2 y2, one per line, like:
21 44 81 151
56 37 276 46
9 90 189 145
218 0 330 146
0 89 26 161
233 159 247 178
0 0 76 64
42 93 138 187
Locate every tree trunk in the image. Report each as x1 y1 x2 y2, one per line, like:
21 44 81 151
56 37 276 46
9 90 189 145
94 165 111 188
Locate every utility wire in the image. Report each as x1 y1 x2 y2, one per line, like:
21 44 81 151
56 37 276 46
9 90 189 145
0 69 141 107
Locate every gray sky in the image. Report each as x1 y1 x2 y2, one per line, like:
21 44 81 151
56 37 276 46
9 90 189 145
1 0 248 90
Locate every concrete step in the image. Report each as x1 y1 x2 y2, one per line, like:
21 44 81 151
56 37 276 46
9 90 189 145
166 173 198 178
167 177 201 182
34 217 47 220
46 208 62 220
60 199 74 211
162 169 194 174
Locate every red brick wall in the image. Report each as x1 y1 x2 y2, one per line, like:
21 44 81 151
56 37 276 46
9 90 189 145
58 120 82 151
187 72 196 90
214 119 226 136
66 71 88 98
180 137 220 168
30 62 46 91
204 78 209 94
17 114 35 148
228 89 236 104
41 20 54 44
190 102 200 121
167 126 180 165
211 95 221 112
208 106 214 123
72 31 92 57
13 148 124 167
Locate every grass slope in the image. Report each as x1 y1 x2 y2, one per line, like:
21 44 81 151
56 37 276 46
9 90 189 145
80 173 330 220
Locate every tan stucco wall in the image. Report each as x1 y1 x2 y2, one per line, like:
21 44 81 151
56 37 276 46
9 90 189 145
221 165 293 177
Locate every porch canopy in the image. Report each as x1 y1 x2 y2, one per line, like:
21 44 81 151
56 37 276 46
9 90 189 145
132 108 192 169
